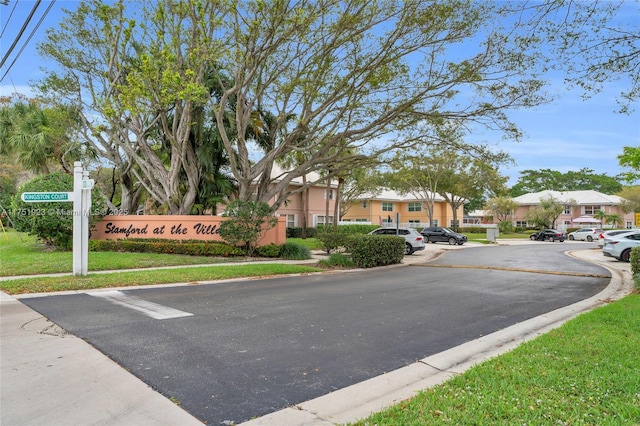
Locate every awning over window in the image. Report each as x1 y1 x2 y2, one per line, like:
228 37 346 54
572 216 601 224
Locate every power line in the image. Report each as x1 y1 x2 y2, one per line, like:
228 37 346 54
0 0 19 39
1 0 57 85
0 0 41 69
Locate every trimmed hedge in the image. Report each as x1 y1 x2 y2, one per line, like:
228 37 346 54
334 224 381 234
287 224 381 239
630 246 640 277
316 229 351 254
255 243 282 258
286 227 318 238
89 239 244 257
347 234 404 268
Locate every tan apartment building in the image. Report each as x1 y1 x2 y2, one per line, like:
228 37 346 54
341 189 457 228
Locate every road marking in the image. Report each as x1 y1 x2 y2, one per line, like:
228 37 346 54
89 290 193 320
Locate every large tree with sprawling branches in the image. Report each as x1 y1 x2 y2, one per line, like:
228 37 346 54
35 0 573 214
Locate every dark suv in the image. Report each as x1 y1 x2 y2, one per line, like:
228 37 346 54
420 227 467 245
529 229 566 242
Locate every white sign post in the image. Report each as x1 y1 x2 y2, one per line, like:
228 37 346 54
72 161 91 276
21 161 92 276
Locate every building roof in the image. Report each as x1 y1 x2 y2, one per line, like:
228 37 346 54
513 190 624 205
356 188 446 203
269 163 337 188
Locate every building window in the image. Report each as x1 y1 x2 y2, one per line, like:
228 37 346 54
316 215 334 226
408 202 422 212
286 214 296 228
362 201 368 208
626 221 633 229
355 218 368 222
324 189 334 200
432 219 439 227
563 206 571 215
583 205 602 215
382 202 393 212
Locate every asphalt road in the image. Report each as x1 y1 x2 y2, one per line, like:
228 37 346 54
21 243 609 425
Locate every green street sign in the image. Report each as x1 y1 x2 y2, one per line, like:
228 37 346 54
21 192 74 202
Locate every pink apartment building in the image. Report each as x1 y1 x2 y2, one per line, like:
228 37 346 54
508 190 635 231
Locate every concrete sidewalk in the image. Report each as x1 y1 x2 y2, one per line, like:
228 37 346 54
1 242 633 426
0 292 203 425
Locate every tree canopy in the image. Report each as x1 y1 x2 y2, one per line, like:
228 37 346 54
34 0 556 214
509 168 623 196
541 0 639 114
28 0 636 216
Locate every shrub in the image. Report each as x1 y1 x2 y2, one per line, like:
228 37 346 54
286 227 317 238
255 243 281 258
346 234 404 268
0 172 17 227
89 239 244 256
459 226 489 234
318 253 354 269
279 242 311 260
219 200 278 256
630 246 640 277
498 221 514 233
11 172 105 249
316 228 350 254
335 224 380 234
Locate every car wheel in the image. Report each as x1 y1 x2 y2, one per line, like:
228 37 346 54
569 235 574 240
448 237 457 245
530 234 536 240
621 249 632 262
423 236 430 243
587 236 593 242
405 243 413 255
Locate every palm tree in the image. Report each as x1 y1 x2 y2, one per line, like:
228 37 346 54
605 213 623 228
0 101 82 174
593 209 607 226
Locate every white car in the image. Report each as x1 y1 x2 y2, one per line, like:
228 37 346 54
369 227 425 255
568 227 603 242
598 229 637 248
602 231 640 262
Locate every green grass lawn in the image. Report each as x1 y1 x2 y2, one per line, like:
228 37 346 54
0 263 322 294
0 230 322 293
0 230 260 276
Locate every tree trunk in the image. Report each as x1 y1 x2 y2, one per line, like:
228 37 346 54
301 175 308 238
333 177 343 232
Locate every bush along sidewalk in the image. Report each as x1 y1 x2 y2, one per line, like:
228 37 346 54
90 239 244 257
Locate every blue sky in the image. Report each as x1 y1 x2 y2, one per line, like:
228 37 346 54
1 0 638 187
